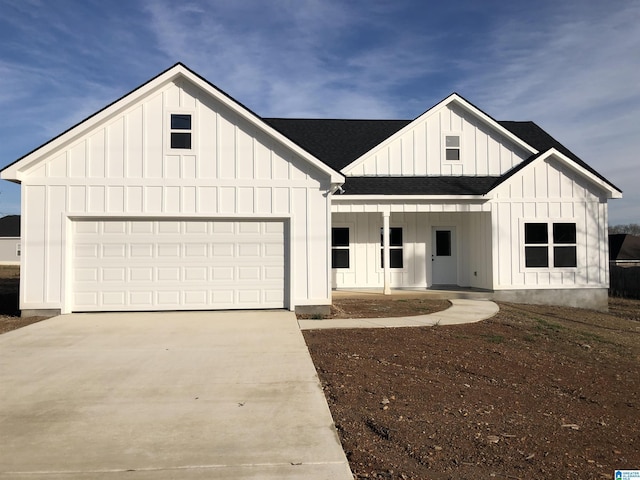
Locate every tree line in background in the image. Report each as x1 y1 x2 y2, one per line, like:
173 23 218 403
609 224 640 235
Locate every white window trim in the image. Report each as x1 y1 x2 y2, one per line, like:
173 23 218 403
331 223 354 272
442 132 462 163
167 111 195 153
520 218 579 272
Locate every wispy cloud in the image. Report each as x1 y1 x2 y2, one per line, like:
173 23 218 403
141 0 440 118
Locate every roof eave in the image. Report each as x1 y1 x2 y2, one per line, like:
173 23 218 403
332 194 493 201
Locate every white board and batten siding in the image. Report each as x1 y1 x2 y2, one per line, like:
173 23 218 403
491 156 610 290
345 103 531 177
331 211 493 291
19 78 332 313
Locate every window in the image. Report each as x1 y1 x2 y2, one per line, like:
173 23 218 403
524 222 577 268
445 135 460 161
170 114 192 149
435 230 451 256
380 227 403 268
331 227 350 268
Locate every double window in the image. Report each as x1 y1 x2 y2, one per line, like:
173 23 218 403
445 135 461 161
380 227 403 268
170 114 192 149
331 227 350 269
524 222 577 268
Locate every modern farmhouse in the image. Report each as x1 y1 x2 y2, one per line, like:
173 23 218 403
1 63 621 316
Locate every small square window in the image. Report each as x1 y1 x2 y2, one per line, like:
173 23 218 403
525 223 548 244
171 114 191 130
554 246 577 267
171 132 191 149
553 223 576 244
332 227 349 247
525 246 549 267
332 249 349 269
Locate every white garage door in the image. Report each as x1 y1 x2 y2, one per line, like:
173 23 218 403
71 219 286 311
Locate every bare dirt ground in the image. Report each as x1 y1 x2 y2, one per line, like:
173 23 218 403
0 266 49 333
304 296 640 480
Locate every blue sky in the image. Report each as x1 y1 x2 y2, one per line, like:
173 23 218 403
1 0 638 224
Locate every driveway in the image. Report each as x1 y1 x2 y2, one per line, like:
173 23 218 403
0 311 352 479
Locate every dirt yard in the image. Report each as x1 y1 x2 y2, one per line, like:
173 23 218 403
304 296 640 479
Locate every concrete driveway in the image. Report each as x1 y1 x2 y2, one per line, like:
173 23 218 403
0 311 352 479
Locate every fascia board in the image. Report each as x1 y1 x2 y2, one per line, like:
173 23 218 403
332 194 492 201
340 93 538 175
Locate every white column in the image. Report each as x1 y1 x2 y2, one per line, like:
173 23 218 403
383 211 391 295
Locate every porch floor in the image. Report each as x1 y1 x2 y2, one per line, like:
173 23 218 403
332 287 493 301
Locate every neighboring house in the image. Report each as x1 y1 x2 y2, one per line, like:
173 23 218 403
0 215 20 265
0 63 621 316
609 234 640 266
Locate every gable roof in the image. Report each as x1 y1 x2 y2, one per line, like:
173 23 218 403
1 63 344 184
264 118 410 172
609 234 640 261
0 215 20 237
265 116 621 197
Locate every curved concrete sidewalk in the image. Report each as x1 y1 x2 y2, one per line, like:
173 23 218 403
298 298 499 330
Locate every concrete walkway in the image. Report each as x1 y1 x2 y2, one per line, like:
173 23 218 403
0 311 352 479
299 298 499 330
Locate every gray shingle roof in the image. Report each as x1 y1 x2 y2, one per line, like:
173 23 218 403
0 215 20 237
339 176 499 196
264 117 620 195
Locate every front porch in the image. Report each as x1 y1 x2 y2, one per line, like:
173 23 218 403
331 206 494 292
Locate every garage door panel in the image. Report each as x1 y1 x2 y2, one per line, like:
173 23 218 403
72 219 286 311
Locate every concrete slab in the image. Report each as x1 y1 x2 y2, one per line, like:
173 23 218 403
299 298 499 330
0 311 352 479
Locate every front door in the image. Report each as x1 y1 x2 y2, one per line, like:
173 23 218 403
431 227 457 285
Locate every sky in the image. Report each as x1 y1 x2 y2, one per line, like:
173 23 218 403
0 0 638 225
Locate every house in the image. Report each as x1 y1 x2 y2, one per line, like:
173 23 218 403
0 63 621 316
609 234 640 266
0 215 20 265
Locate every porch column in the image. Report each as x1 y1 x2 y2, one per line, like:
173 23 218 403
382 211 391 295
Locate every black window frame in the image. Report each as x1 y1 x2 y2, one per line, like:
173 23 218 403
331 227 350 269
170 113 192 150
444 135 461 161
380 227 403 269
524 221 577 269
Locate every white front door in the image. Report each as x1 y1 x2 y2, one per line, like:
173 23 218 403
431 227 457 285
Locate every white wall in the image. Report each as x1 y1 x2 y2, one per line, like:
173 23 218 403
19 78 332 311
0 238 20 265
345 103 530 177
490 156 610 289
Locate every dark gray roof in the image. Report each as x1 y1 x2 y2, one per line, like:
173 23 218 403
264 117 621 195
340 176 499 196
609 234 640 261
0 215 20 237
264 118 409 172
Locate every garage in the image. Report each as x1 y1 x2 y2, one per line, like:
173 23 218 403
71 219 286 312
